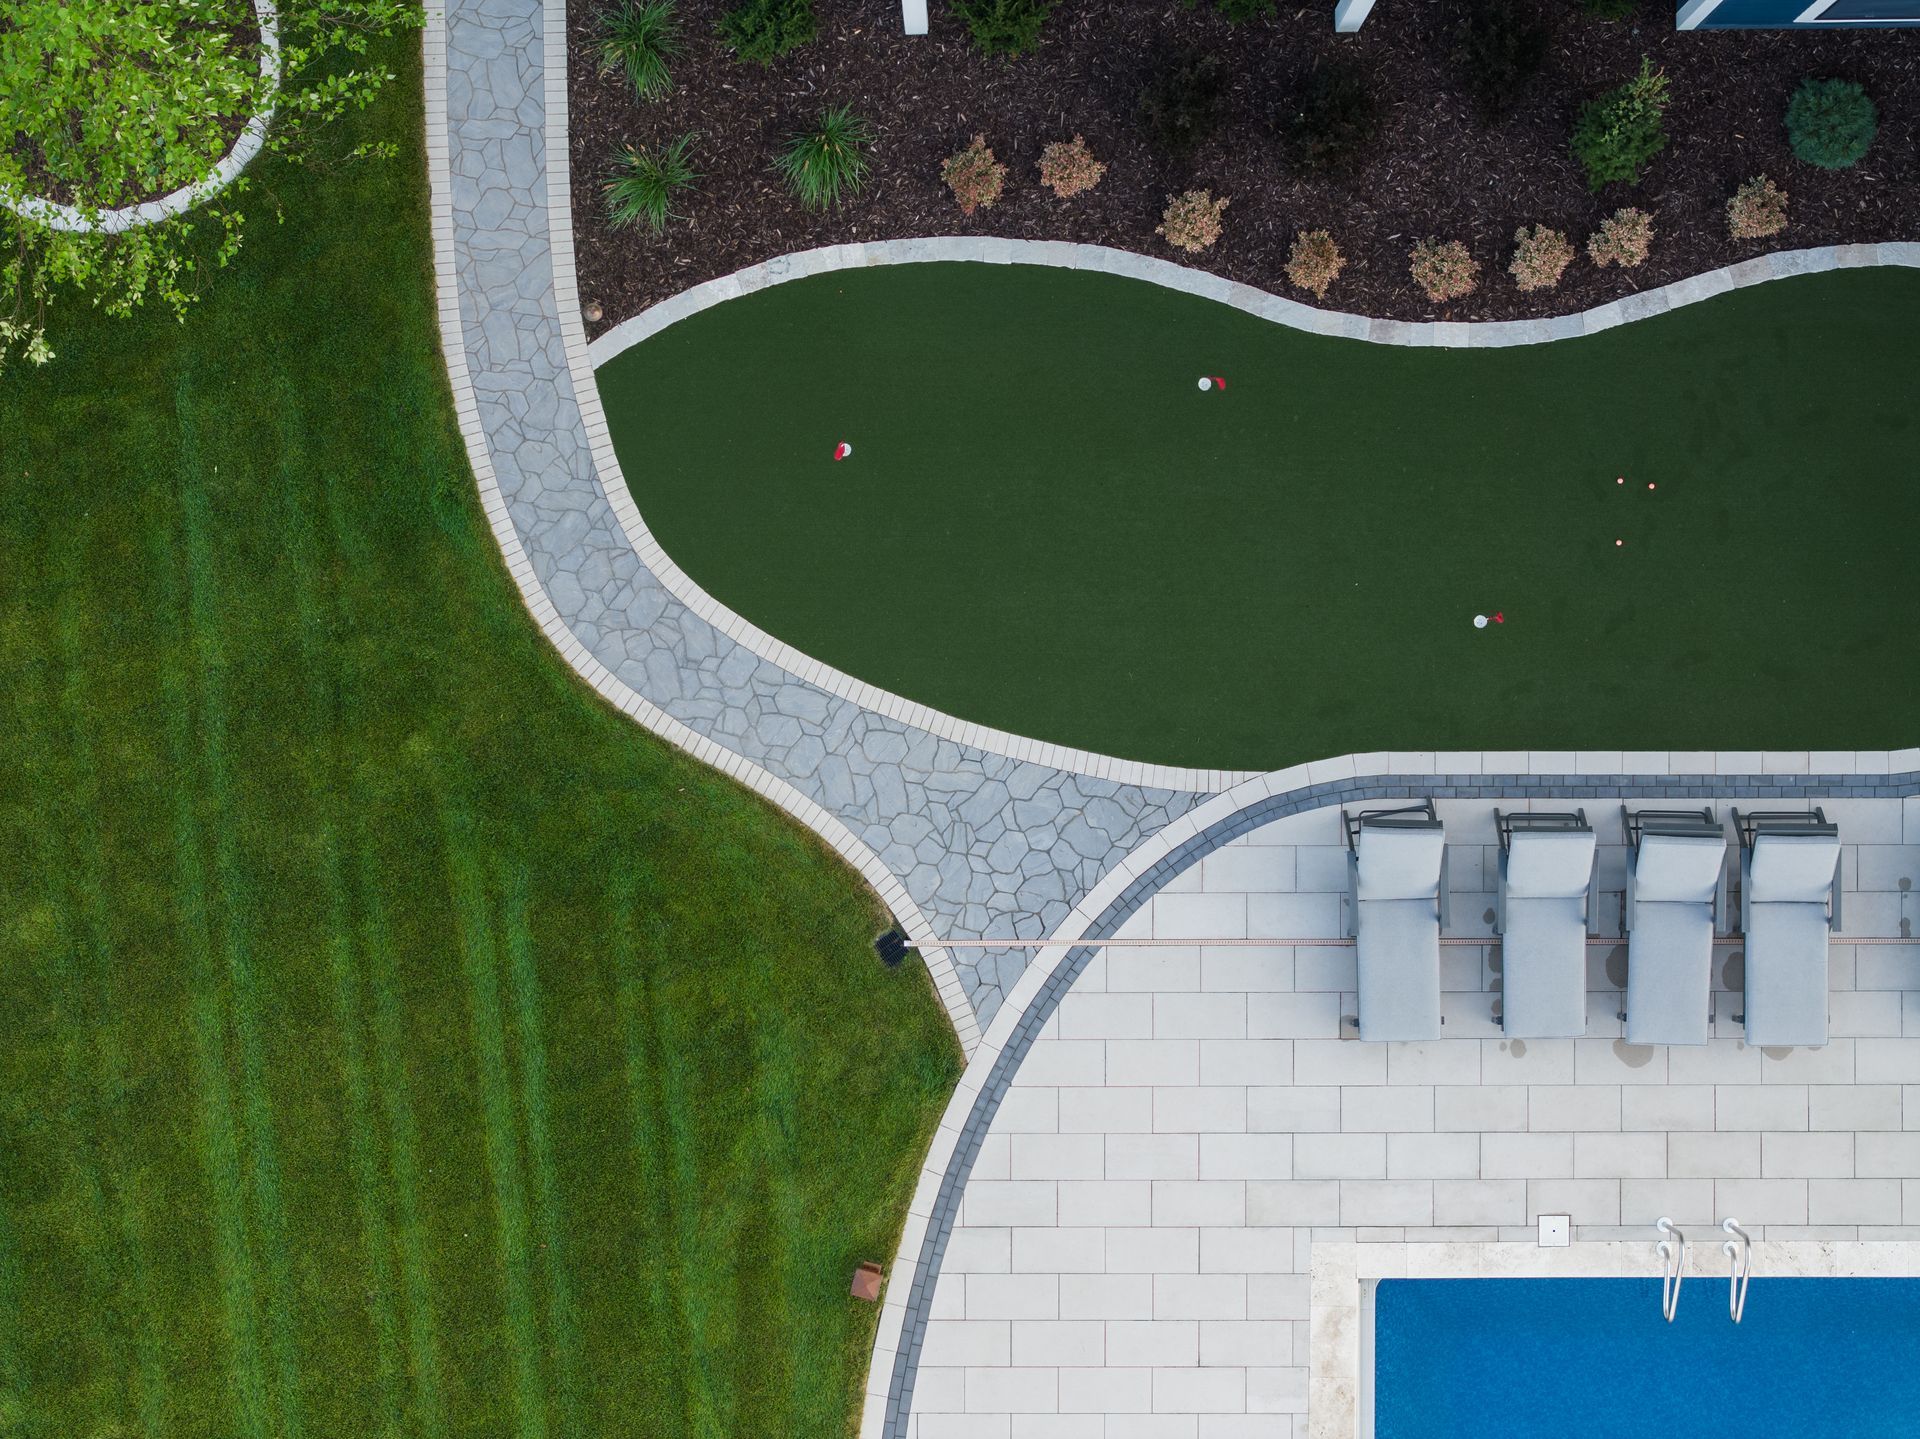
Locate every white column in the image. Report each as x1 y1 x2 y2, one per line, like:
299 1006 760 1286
902 0 927 34
1333 0 1375 31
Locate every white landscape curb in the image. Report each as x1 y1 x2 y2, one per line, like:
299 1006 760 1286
589 235 1920 364
2 0 281 234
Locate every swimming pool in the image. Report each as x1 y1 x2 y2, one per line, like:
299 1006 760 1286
1373 1277 1920 1438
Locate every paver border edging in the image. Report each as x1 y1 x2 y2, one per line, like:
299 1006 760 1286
589 236 1920 364
2 0 281 235
420 6 982 1053
860 749 1920 1439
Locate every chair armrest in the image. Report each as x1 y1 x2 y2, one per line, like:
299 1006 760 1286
1830 854 1843 933
1438 847 1452 930
1494 850 1508 936
1345 851 1359 938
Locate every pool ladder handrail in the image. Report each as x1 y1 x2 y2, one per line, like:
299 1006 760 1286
1722 1218 1752 1324
1656 1217 1687 1323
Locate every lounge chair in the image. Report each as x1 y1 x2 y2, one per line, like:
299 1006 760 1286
1734 808 1842 1049
1495 810 1597 1038
1345 802 1448 1041
1622 807 1727 1047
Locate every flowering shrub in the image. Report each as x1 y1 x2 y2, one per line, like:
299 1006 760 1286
1284 229 1345 298
1408 238 1479 303
1586 206 1653 268
1508 224 1574 292
941 135 1007 215
1156 189 1228 253
1038 135 1105 199
1727 175 1788 240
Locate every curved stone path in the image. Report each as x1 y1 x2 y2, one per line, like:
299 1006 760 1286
418 6 1920 1436
424 0 1920 1051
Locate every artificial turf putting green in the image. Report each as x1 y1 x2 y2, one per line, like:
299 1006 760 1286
0 37 958 1439
599 262 1919 772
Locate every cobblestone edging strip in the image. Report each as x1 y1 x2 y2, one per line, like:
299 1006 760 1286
424 2 1232 1043
2 0 281 235
862 750 1920 1438
588 236 1920 364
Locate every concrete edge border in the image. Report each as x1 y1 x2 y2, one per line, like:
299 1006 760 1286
589 235 1920 364
3 0 281 234
563 255 1257 798
420 5 982 1053
1310 1239 1920 1439
860 752 1920 1438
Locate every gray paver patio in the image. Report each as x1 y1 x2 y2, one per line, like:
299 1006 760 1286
903 797 1920 1436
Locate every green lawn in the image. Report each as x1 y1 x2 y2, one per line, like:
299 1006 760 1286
599 262 1919 772
0 39 958 1439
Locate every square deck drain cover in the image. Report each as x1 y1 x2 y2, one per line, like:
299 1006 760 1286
1538 1214 1570 1247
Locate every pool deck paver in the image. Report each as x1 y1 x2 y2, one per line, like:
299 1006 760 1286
901 796 1920 1437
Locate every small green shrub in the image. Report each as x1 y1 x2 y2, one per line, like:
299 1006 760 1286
775 104 873 211
1409 237 1479 303
598 0 682 101
1139 51 1226 156
1038 135 1105 198
1453 0 1550 121
942 135 1007 214
1157 189 1228 253
1587 206 1653 268
1580 0 1642 19
1570 58 1669 190
1727 175 1788 240
950 0 1053 56
1284 230 1345 298
604 134 697 232
718 0 815 64
1785 77 1878 170
1285 58 1381 174
1508 224 1574 291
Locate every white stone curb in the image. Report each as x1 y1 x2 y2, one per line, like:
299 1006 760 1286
3 0 281 234
590 236 1920 363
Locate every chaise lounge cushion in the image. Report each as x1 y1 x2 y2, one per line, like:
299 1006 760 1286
1625 901 1714 1046
1355 825 1445 901
1631 832 1725 903
1748 833 1841 905
1502 895 1589 1037
1743 901 1830 1048
1505 828 1596 900
1357 896 1443 1041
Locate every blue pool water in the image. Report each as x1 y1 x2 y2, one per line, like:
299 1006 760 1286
1374 1278 1920 1438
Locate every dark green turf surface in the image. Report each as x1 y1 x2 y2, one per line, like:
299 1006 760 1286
0 39 958 1439
599 262 1918 771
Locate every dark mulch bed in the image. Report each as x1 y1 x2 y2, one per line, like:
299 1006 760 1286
566 0 1920 334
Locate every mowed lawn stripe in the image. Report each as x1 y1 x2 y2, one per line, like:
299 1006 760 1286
273 431 409 1435
500 872 584 1437
51 556 171 1438
157 514 274 1439
177 408 308 1439
14 669 122 1423
613 889 705 1436
442 806 550 1439
356 844 450 1439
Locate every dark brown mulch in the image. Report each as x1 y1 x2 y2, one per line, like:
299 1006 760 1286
566 0 1920 334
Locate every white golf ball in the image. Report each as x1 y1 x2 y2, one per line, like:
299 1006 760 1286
1197 377 1212 391
1473 614 1488 629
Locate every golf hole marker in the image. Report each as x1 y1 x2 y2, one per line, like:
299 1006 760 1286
1197 376 1226 391
832 441 853 461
